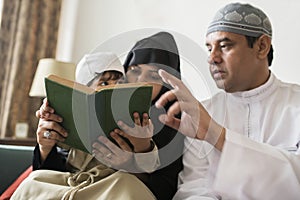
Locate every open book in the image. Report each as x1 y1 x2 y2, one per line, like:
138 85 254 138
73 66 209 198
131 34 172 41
45 75 153 153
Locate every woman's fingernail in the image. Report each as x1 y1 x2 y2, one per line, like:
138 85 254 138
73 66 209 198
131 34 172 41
159 115 166 123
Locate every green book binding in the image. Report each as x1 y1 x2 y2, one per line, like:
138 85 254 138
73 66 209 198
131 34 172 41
44 75 153 154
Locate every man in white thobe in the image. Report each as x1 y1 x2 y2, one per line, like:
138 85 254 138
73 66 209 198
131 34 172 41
155 2 300 200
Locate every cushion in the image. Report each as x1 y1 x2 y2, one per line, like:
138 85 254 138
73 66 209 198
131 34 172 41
0 166 32 200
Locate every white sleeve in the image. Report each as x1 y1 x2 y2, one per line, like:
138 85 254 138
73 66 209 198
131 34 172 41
214 130 300 200
134 140 160 173
173 137 220 200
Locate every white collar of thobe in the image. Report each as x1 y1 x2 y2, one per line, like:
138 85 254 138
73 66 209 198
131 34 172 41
228 72 279 104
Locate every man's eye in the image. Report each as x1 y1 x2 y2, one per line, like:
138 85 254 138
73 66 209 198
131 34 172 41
220 43 232 49
206 46 212 52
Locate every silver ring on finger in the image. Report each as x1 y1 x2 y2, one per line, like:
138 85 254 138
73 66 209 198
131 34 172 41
43 130 52 139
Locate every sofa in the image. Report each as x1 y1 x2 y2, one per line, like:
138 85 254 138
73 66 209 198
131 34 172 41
0 144 34 195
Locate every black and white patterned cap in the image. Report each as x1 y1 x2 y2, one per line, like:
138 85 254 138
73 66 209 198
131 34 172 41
207 3 272 38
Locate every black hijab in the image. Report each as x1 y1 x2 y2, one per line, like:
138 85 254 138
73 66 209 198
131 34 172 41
123 32 184 200
123 31 181 79
123 31 181 106
123 31 182 145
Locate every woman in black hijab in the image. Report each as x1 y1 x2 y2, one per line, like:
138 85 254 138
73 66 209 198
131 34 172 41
122 31 184 200
20 32 184 200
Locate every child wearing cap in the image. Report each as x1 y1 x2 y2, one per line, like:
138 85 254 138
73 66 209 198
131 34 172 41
11 51 160 200
75 52 125 88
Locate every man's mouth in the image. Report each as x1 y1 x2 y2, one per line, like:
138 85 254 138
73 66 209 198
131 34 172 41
212 70 226 79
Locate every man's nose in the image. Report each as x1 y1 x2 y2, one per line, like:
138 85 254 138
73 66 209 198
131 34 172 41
207 49 222 64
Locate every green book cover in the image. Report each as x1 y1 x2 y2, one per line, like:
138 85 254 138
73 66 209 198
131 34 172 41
44 75 153 154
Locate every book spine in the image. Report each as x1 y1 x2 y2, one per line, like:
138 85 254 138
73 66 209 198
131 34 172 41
87 93 107 149
70 90 90 153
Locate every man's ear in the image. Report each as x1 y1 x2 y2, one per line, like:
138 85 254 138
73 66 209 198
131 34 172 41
256 35 271 60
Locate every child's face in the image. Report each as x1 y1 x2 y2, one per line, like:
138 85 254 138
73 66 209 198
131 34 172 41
89 71 122 89
126 64 163 100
